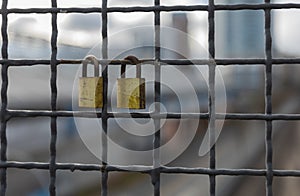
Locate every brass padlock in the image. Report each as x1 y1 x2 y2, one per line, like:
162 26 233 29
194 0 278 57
117 56 145 109
78 55 103 108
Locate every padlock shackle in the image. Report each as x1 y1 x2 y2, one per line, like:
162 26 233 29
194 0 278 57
82 55 100 77
120 56 141 78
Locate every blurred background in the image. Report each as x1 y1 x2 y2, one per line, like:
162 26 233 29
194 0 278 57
1 0 300 195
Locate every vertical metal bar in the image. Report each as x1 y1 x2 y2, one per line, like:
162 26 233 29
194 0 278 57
0 0 8 195
1 1 8 59
208 0 216 196
152 0 161 196
264 1 273 196
0 65 7 196
49 0 58 195
101 0 108 196
154 1 161 61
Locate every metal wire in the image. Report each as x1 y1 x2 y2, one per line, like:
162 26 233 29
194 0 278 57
0 1 299 196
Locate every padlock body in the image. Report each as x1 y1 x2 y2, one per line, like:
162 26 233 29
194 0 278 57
117 78 145 109
79 77 103 108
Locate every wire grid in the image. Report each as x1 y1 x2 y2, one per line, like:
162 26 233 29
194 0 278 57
1 0 300 196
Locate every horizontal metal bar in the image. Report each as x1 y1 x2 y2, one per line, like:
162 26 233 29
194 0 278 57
7 110 300 120
2 3 300 14
0 60 51 66
161 166 266 176
273 170 300 177
164 59 265 65
108 5 208 12
215 3 300 10
0 161 101 171
2 58 300 67
5 7 102 14
161 166 300 177
0 161 50 170
1 161 300 177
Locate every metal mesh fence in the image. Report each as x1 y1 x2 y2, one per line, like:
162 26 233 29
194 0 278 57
1 0 300 196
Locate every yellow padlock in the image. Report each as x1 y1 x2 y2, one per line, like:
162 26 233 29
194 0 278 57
78 55 103 108
117 56 145 109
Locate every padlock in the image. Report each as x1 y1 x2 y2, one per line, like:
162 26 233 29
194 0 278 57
117 56 145 109
78 55 103 108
